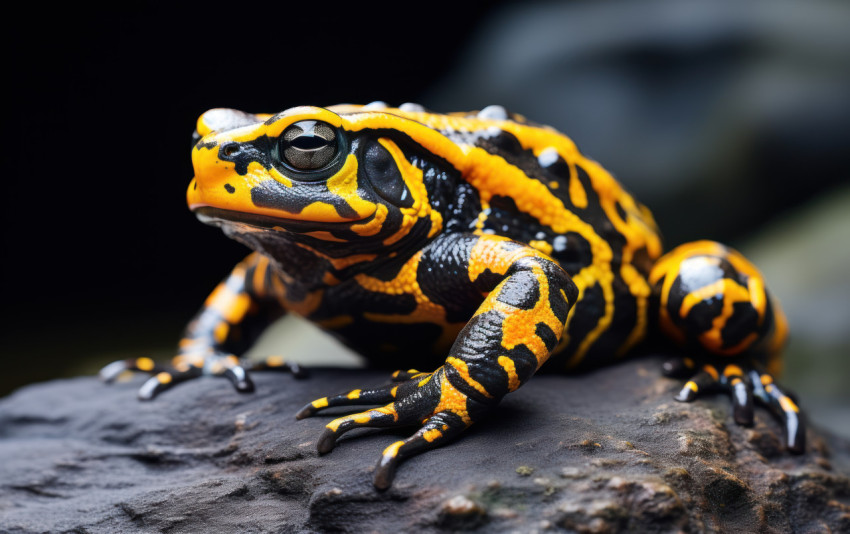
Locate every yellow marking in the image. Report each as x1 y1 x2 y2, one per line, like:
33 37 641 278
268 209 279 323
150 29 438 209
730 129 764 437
252 255 270 296
214 321 230 343
529 239 553 256
377 138 444 245
433 371 472 425
779 396 799 413
703 365 719 380
355 251 459 350
487 262 567 370
568 164 588 208
497 356 521 392
226 355 240 366
312 397 329 409
210 362 224 374
684 357 694 368
268 167 292 187
549 180 559 189
351 203 388 237
761 374 773 386
135 357 155 372
346 389 362 400
446 357 494 399
156 372 173 384
391 386 398 397
418 374 432 387
723 364 744 377
383 440 405 458
325 154 379 218
265 355 285 367
303 231 347 242
679 278 727 318
730 377 743 386
684 380 698 393
422 429 443 442
205 281 252 324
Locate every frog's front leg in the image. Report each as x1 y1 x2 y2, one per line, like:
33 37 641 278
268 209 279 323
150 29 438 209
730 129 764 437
100 252 303 399
650 240 804 453
297 233 578 489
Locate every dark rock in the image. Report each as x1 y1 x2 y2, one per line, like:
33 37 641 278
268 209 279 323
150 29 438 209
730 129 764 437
1 357 848 533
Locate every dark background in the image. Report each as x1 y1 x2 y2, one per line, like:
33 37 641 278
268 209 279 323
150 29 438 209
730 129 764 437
4 1 849 434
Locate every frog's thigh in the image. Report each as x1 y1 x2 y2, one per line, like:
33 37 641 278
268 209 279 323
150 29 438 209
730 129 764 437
649 240 784 358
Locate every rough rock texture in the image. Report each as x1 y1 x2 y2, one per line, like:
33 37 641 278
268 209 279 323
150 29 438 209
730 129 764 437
1 357 848 533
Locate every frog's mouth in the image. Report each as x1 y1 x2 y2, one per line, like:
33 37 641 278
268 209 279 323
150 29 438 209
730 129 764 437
194 206 375 234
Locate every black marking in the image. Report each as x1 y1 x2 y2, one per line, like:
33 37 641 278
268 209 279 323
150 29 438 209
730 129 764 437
360 139 414 208
495 269 540 310
562 282 606 363
418 233 488 323
614 201 628 222
720 301 760 349
218 136 273 175
251 179 360 219
224 183 235 194
535 322 558 352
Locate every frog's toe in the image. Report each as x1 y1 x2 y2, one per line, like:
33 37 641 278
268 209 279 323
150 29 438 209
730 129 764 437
390 369 427 381
137 367 203 400
373 413 467 490
247 355 308 378
296 383 398 420
316 404 402 453
670 361 804 453
99 357 167 383
749 370 805 453
303 367 482 489
101 353 260 399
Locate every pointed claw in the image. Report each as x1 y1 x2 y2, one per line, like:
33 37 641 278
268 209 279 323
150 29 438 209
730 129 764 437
374 441 404 491
760 377 806 454
674 369 716 402
99 360 131 383
730 378 754 425
138 372 176 401
317 428 339 454
295 384 400 421
222 365 255 392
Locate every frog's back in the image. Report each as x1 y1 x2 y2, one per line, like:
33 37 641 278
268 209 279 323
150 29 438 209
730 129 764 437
330 103 663 368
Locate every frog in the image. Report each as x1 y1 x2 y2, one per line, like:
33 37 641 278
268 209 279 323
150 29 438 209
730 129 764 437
101 102 804 489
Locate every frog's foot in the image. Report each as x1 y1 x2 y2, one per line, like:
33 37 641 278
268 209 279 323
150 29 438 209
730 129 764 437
99 353 305 400
663 357 804 453
296 366 488 490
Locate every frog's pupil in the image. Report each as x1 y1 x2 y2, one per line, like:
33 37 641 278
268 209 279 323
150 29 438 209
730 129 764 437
291 134 329 150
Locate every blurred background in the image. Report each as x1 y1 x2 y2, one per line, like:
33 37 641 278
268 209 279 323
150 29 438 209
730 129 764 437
4 1 849 437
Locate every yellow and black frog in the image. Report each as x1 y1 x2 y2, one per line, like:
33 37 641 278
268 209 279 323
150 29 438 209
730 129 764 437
101 102 803 489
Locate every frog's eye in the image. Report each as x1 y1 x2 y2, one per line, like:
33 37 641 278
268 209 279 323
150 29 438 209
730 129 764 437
279 120 339 171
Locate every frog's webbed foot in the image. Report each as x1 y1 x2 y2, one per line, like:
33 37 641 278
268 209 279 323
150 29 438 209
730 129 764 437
296 366 485 490
99 353 305 400
663 357 804 453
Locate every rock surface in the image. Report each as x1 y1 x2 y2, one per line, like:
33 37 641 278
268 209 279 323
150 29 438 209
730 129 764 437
1 357 849 533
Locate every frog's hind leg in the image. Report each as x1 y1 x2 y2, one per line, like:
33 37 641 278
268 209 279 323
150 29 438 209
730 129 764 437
650 240 804 453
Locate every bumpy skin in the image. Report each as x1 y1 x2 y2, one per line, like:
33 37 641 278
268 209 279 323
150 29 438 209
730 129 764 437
102 102 803 488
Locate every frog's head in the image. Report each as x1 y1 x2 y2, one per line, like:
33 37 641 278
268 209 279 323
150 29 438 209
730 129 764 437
189 105 462 265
